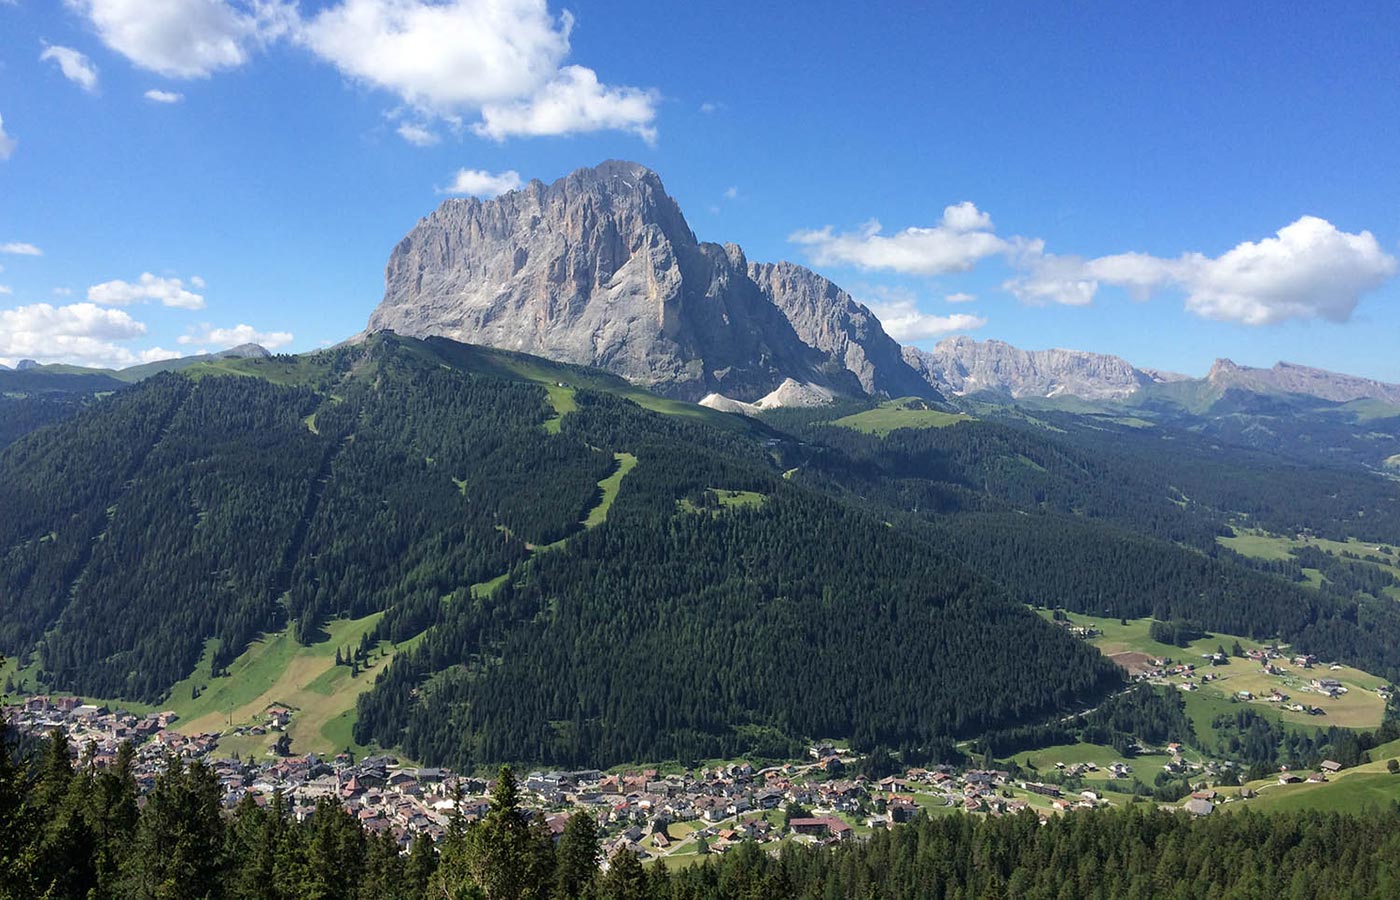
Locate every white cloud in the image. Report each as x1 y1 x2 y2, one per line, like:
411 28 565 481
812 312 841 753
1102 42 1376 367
1178 217 1396 325
0 113 14 160
64 0 292 79
1003 216 1397 325
438 167 523 198
144 88 184 103
396 121 439 146
723 186 738 200
138 346 184 363
1001 247 1099 307
40 44 100 92
65 0 657 140
0 301 159 368
0 285 11 295
945 292 976 304
474 65 658 142
302 0 569 111
791 203 1008 275
53 287 74 297
302 0 657 140
178 322 292 348
88 272 205 309
699 101 720 114
863 297 987 341
1 243 42 256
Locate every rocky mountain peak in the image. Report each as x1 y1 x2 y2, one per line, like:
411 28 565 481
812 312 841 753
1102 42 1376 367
904 337 1152 400
367 160 935 404
1207 357 1400 404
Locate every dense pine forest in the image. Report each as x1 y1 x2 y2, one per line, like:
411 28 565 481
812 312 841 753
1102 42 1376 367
6 334 1400 771
4 725 1400 900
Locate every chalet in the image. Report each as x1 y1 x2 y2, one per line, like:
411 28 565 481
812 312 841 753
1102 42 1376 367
789 817 853 841
1320 760 1343 774
1183 798 1214 816
1021 782 1062 798
1278 773 1303 785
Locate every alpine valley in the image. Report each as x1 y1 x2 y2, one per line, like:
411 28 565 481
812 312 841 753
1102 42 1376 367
5 162 1400 810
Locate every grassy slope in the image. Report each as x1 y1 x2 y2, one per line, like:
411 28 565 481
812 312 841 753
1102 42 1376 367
1215 744 1400 813
582 453 639 528
830 398 972 435
1221 527 1400 601
161 612 407 759
1043 612 1388 732
678 489 769 515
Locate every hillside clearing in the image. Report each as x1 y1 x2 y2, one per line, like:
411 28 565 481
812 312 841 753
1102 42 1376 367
1041 611 1388 732
831 399 972 435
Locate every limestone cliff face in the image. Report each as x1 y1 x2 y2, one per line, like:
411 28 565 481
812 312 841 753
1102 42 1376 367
1207 359 1400 405
747 261 935 398
903 337 1184 400
367 160 935 403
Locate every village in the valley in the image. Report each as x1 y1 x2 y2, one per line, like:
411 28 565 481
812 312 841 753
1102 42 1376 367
4 693 1224 863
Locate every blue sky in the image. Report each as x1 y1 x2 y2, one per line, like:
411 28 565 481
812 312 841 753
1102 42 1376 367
2 2 1398 380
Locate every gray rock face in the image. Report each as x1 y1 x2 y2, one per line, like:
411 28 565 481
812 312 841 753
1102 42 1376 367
1207 359 1400 405
218 343 271 359
903 337 1175 401
747 261 934 398
367 160 933 403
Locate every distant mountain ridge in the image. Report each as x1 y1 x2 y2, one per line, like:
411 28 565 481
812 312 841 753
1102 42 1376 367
1206 358 1400 406
903 337 1189 401
903 336 1400 409
367 160 937 404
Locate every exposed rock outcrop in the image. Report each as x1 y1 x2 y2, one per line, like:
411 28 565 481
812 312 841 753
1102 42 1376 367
903 337 1183 400
367 161 935 404
1207 359 1400 405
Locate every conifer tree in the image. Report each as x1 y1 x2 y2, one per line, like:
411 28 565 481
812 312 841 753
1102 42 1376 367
554 811 599 899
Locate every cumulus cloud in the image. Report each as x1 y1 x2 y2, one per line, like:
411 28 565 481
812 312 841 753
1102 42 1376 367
1 243 43 256
64 0 291 78
860 294 988 341
303 0 657 140
438 167 523 198
396 121 439 146
0 286 12 295
178 322 292 348
1004 216 1397 324
791 202 1008 275
0 301 166 368
945 292 976 304
474 65 658 142
144 88 183 102
40 44 100 92
65 0 657 140
87 272 205 309
1179 217 1396 325
0 113 14 160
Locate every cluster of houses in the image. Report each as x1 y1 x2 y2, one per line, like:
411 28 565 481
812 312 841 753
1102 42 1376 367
4 698 1094 858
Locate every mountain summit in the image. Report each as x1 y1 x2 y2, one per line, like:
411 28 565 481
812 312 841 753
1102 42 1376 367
367 160 936 404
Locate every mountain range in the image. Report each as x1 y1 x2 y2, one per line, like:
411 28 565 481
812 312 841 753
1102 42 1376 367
366 160 1400 414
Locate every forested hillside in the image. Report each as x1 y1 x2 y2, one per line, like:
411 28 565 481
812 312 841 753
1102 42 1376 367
0 338 618 701
0 335 1121 767
354 394 1119 767
8 333 1400 769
